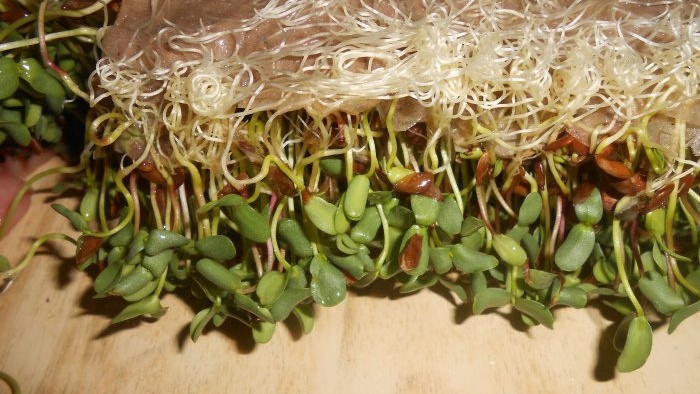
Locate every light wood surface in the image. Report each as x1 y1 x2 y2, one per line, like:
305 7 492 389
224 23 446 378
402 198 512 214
1 160 699 394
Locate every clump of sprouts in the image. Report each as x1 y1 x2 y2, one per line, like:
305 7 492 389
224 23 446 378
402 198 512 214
3 0 700 374
92 0 700 187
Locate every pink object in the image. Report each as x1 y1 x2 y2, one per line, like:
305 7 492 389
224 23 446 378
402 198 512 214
0 151 54 236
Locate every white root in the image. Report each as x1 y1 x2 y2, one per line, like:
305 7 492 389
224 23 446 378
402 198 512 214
90 0 700 192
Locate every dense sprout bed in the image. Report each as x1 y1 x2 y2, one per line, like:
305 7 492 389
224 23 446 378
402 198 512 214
2 0 700 374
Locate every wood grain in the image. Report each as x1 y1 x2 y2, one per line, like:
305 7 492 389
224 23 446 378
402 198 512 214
1 159 699 394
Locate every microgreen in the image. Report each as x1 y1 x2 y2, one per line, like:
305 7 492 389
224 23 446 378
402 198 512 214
2 0 700 378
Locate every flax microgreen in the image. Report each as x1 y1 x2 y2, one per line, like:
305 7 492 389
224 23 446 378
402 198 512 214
4 0 700 376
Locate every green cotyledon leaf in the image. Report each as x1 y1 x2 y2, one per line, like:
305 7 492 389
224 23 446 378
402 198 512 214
518 192 543 226
256 270 287 306
638 271 685 315
554 223 595 272
668 300 700 334
492 234 527 266
111 295 167 324
310 254 347 307
616 316 653 372
0 56 19 100
513 298 554 329
473 288 511 315
573 185 603 225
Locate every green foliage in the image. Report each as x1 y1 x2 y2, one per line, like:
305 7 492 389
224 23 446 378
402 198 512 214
7 8 700 373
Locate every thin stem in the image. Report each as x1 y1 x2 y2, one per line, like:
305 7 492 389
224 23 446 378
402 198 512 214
38 1 89 101
98 163 109 231
178 184 192 239
441 142 464 214
0 163 85 241
168 185 181 232
385 99 399 169
153 269 168 298
266 194 277 272
475 184 496 234
361 113 378 177
489 178 516 218
0 370 21 394
85 167 134 238
129 172 140 233
679 197 698 246
374 204 390 272
0 233 77 280
54 0 115 18
0 26 97 52
612 219 645 318
89 113 132 146
179 154 210 237
546 152 569 195
150 183 163 230
270 196 291 270
509 264 520 303
548 195 563 263
0 0 110 42
667 254 700 297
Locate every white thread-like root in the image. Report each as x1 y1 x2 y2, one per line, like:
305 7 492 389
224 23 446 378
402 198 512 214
90 0 700 193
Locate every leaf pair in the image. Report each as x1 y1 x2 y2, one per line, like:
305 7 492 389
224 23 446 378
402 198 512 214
472 288 554 329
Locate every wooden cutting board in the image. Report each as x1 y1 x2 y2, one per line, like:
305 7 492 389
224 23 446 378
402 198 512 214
1 159 699 394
